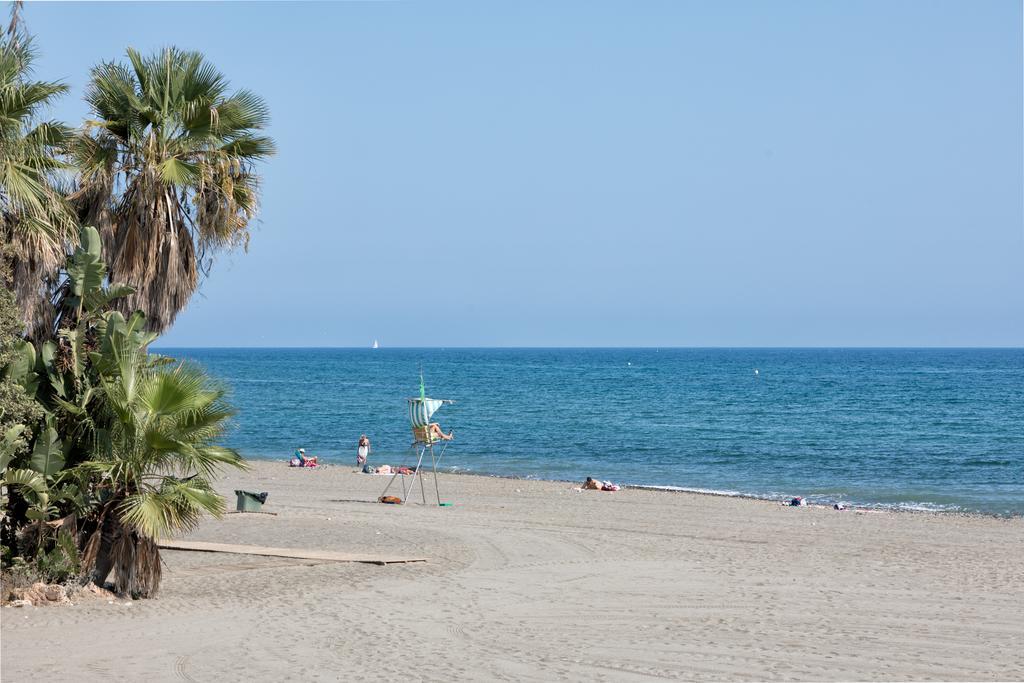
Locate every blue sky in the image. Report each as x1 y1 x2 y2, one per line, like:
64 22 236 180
23 1 1024 346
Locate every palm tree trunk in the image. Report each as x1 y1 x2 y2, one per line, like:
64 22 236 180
84 511 162 597
87 511 120 588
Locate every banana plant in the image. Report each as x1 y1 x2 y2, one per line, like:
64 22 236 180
59 224 135 328
28 416 66 476
0 424 26 473
1 465 55 554
3 227 138 467
3 422 80 552
1 227 137 549
3 468 56 521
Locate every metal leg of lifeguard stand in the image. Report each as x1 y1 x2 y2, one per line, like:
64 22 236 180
418 446 428 504
382 441 448 507
430 444 441 505
403 445 416 502
402 444 425 505
382 443 423 503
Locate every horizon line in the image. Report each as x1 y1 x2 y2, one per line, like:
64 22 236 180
150 345 1024 350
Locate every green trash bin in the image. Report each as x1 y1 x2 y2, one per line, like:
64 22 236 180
235 490 268 512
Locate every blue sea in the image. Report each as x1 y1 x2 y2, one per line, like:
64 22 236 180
154 348 1024 516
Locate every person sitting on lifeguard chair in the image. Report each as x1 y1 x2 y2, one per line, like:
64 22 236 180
414 422 453 443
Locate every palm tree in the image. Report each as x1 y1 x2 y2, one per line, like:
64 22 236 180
7 1 25 44
80 336 245 597
0 28 75 337
72 46 275 333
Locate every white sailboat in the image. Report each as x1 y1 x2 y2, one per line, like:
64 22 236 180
372 339 379 349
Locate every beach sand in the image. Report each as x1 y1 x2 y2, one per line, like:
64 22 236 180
3 461 1022 681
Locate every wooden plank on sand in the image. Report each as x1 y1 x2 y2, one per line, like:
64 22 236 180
158 540 426 565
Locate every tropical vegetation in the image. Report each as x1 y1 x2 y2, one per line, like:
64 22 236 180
3 226 246 597
1 6 268 599
71 46 275 333
0 26 75 338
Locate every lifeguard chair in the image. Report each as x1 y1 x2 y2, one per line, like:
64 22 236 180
380 374 454 506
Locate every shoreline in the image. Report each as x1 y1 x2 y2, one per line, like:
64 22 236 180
4 460 1022 680
6 460 1023 680
170 347 1024 523
267 457 1023 520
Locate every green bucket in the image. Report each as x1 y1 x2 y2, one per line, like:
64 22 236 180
235 490 267 512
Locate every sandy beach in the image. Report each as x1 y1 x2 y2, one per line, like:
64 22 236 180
3 461 1023 681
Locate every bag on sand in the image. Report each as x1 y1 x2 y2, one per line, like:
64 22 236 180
378 496 402 504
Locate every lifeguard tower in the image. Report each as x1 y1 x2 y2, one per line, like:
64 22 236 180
380 374 454 505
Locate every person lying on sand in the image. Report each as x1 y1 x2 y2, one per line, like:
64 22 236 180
582 477 620 491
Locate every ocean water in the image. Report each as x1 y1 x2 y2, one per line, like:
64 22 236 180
155 348 1024 515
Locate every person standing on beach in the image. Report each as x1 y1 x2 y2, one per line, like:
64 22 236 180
356 435 371 467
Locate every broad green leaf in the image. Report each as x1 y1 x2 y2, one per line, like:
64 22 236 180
0 425 27 472
6 341 38 395
78 224 103 258
26 508 54 521
40 340 67 399
29 425 65 476
66 226 107 307
68 254 105 299
3 468 48 496
106 283 136 299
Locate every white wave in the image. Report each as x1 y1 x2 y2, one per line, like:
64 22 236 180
626 484 744 497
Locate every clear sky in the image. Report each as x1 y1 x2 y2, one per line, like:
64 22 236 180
22 0 1024 347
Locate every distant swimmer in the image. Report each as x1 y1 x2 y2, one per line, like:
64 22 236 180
754 369 760 376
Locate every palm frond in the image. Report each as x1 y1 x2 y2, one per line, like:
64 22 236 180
118 476 223 540
70 45 274 333
219 134 275 159
1 30 75 333
159 156 200 186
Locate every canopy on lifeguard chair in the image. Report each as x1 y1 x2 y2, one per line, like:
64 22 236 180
408 375 453 444
381 374 455 505
409 397 447 428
